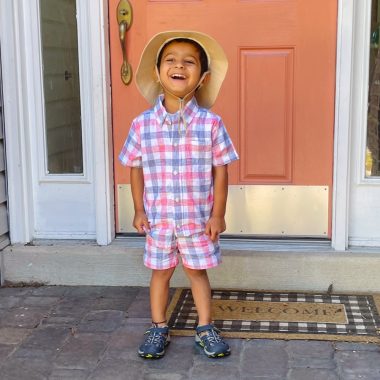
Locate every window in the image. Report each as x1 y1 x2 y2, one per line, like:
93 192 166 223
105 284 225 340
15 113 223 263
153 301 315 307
367 0 380 177
40 0 83 174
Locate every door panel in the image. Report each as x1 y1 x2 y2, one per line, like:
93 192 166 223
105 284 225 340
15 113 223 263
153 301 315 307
110 0 337 236
239 48 294 182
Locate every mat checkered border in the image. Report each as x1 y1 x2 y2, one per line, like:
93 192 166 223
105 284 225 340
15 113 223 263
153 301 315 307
167 289 380 343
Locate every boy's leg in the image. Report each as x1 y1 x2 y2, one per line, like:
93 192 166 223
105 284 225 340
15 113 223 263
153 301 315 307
182 267 211 325
183 266 230 358
138 267 175 359
150 267 176 324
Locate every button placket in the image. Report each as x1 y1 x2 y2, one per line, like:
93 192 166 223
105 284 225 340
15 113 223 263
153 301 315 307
172 123 182 231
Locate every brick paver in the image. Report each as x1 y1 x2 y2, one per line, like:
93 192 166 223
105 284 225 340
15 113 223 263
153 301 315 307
0 285 379 379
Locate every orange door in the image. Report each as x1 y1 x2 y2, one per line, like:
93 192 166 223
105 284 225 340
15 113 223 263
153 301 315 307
110 0 337 237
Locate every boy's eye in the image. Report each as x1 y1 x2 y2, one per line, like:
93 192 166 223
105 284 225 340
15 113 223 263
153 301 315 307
185 60 195 65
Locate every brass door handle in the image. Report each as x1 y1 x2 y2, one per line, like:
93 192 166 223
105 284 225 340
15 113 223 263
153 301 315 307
117 0 133 85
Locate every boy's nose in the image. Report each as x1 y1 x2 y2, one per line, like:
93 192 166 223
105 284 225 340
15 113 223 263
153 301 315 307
175 61 184 68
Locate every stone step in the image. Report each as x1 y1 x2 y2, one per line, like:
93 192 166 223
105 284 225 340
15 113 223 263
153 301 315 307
2 239 380 292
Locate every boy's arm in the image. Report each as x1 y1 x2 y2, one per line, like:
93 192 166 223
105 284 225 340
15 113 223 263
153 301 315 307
205 165 228 241
130 167 150 233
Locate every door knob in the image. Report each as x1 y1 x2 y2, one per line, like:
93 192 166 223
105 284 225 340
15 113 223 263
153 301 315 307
117 0 133 85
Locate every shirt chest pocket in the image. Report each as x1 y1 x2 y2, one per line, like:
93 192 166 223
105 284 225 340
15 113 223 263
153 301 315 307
185 138 212 166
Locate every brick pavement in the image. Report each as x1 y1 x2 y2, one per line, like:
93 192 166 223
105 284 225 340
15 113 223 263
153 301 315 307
0 285 379 380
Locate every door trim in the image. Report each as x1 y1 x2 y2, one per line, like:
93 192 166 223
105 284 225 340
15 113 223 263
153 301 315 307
0 0 34 243
331 0 354 250
88 0 115 245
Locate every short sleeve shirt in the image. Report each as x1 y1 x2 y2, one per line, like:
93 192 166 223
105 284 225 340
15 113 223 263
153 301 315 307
119 95 239 237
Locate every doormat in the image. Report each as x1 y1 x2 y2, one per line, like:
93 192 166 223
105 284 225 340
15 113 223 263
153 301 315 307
167 289 380 343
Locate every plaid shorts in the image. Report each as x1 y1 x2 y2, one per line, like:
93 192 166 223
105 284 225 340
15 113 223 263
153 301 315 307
144 230 221 270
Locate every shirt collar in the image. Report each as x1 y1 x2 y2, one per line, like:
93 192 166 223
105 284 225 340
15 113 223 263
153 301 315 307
153 94 199 127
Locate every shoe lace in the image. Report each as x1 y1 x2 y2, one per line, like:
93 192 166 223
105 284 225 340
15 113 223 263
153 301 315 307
202 328 222 345
146 331 166 346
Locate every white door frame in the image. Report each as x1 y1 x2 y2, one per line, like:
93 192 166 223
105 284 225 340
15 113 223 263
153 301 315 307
0 0 34 244
0 0 114 245
331 0 355 250
0 0 369 249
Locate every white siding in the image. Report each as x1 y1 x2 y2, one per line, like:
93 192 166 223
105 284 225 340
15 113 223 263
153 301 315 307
0 51 10 251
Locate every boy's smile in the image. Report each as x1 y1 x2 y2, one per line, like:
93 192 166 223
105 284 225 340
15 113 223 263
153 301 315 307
158 41 203 104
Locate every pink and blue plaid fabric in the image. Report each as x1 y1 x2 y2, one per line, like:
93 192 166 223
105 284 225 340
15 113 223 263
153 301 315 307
119 95 238 268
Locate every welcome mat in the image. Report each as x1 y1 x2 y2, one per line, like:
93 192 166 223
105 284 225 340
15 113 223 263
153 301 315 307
167 289 380 343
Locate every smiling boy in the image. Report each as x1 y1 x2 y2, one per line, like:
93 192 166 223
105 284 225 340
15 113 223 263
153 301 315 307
119 31 238 359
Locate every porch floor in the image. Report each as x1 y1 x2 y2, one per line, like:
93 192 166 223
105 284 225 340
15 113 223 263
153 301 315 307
0 284 379 379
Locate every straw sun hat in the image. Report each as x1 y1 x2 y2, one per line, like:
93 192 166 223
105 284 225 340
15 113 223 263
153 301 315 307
135 30 228 109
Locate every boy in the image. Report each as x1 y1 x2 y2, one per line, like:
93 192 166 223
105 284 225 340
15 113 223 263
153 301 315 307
119 31 238 359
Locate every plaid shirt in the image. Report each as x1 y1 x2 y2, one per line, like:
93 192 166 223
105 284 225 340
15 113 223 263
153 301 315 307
119 95 239 237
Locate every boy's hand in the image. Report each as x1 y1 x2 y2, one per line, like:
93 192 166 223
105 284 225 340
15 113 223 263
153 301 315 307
133 211 150 234
205 216 226 242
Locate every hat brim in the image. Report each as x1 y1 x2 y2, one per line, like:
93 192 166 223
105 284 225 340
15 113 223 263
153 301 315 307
136 31 228 109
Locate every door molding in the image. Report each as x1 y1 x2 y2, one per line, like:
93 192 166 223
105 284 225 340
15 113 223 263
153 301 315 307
0 0 34 243
331 0 355 250
85 0 115 245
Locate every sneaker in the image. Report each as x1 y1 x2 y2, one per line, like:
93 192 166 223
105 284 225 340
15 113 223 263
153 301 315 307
195 324 231 358
138 326 170 359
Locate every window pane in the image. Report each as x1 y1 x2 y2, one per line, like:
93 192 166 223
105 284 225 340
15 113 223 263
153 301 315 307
367 0 380 177
40 0 83 174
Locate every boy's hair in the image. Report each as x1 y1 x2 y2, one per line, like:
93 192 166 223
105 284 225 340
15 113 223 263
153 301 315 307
156 38 209 76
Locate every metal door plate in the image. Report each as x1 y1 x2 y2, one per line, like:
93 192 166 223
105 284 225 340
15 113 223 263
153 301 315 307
117 185 329 237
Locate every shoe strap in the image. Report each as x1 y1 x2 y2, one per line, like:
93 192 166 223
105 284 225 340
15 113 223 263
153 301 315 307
196 324 217 334
146 326 169 334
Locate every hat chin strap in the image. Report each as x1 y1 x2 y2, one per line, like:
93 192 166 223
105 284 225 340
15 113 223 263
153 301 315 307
155 67 209 133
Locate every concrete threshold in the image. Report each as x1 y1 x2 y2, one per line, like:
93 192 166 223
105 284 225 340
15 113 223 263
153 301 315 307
1 237 380 292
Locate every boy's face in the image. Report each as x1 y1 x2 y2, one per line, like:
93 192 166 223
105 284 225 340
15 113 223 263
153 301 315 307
158 41 202 100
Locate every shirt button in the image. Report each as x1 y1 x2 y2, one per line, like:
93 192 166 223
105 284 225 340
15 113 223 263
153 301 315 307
175 198 180 203
176 225 181 229
173 170 178 175
174 142 178 147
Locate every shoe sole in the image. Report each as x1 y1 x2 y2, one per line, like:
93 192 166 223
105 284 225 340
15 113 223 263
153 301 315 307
195 340 231 358
138 341 170 359
138 353 164 359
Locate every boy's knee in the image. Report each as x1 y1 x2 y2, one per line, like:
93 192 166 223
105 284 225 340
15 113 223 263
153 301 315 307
151 267 175 280
183 266 207 278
